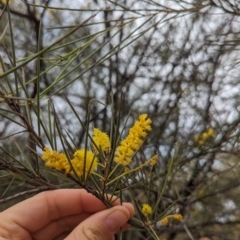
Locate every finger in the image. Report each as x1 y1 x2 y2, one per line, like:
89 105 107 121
65 203 134 240
32 202 132 240
0 189 112 233
53 231 69 240
32 213 90 240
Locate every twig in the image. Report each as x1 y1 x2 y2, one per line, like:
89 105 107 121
0 130 29 140
0 188 44 204
183 223 195 240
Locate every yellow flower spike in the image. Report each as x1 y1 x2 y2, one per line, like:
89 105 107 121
1 0 13 4
149 155 158 166
159 214 183 226
194 127 216 147
41 147 68 171
70 149 98 178
202 132 208 140
160 217 168 226
92 128 111 154
114 114 152 166
207 127 215 137
142 203 153 217
198 139 205 146
173 214 183 222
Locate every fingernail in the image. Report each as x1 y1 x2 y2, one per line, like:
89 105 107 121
105 208 129 232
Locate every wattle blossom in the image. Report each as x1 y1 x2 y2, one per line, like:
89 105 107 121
41 147 68 171
41 147 98 178
194 127 215 146
92 128 111 154
114 114 152 166
141 203 153 217
68 149 98 178
160 217 168 226
173 214 183 221
149 155 158 166
160 214 183 226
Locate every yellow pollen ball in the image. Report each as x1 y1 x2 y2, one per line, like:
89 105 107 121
149 155 158 166
41 147 68 171
69 149 98 178
92 128 111 154
141 203 152 217
160 217 168 226
173 214 183 221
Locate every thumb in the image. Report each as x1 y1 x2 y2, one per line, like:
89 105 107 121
65 204 134 240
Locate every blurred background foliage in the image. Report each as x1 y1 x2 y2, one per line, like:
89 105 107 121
1 0 240 239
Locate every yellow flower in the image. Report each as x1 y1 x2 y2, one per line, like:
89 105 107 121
149 155 158 166
202 132 208 141
207 127 215 137
69 149 98 178
114 114 152 166
142 203 152 217
194 128 215 146
198 139 205 146
173 214 183 221
41 147 68 171
92 128 111 154
160 217 168 226
1 0 12 4
160 214 182 226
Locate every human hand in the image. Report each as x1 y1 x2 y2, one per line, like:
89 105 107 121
0 189 134 240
